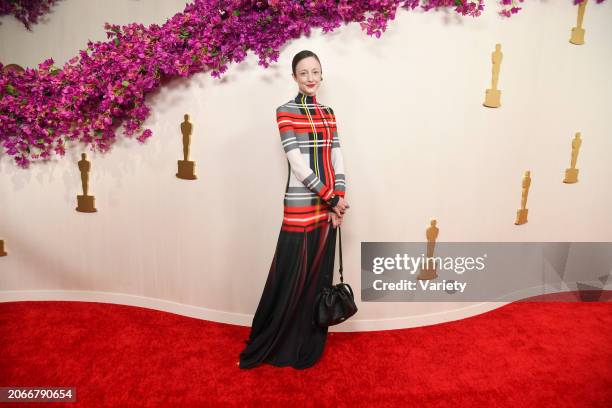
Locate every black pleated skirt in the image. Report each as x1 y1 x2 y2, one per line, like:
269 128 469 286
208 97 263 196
238 222 337 369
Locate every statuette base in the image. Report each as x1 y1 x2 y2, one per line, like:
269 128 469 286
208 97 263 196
76 195 97 213
483 89 501 108
570 27 585 45
177 160 197 180
563 168 579 184
417 267 438 281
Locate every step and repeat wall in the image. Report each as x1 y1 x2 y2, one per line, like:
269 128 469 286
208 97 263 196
1 0 611 330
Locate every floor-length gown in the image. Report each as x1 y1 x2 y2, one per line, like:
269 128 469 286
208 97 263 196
238 91 346 369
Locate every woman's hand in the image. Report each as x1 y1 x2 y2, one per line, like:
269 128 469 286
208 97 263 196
332 196 349 218
328 211 343 228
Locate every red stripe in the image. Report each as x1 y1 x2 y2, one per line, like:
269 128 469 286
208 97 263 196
282 219 330 232
316 106 334 200
283 204 328 213
277 112 337 135
283 210 327 218
283 213 328 226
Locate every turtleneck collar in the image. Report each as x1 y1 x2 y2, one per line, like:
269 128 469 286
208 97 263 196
295 91 317 104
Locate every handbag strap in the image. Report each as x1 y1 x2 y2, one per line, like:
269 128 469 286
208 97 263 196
337 226 344 283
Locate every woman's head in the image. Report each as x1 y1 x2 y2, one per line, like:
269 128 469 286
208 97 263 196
292 50 322 96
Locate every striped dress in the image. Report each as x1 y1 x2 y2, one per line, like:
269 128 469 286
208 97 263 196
239 91 346 369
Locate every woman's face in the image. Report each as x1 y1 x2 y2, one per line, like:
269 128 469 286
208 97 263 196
293 56 322 96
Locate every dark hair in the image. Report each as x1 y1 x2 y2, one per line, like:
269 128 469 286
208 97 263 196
291 50 321 76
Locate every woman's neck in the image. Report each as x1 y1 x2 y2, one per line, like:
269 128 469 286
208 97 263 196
295 90 317 104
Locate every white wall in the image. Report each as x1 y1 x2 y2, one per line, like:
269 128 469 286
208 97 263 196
1 0 611 331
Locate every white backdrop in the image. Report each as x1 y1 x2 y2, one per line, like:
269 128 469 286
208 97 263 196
1 0 611 331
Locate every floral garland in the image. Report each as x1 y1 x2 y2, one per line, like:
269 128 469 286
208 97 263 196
499 0 603 17
0 0 607 168
0 0 60 30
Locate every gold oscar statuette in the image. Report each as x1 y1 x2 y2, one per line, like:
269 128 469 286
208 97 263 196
563 132 582 184
0 239 7 257
176 114 197 180
76 153 97 213
570 0 588 45
515 170 531 225
483 43 503 108
417 219 439 281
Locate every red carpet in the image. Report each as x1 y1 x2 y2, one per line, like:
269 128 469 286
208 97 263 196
1 295 611 407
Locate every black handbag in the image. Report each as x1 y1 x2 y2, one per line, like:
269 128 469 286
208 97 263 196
313 226 358 327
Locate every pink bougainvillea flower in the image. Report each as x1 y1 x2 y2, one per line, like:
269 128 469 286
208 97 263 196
0 0 607 168
0 0 60 30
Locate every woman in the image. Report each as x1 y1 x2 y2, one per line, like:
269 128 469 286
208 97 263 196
238 50 350 369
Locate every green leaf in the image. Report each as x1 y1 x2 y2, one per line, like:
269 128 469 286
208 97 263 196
179 28 190 39
121 80 130 87
232 10 240 17
114 38 120 47
6 84 18 96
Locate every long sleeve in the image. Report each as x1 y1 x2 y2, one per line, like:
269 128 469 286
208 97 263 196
276 106 335 202
330 110 346 198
